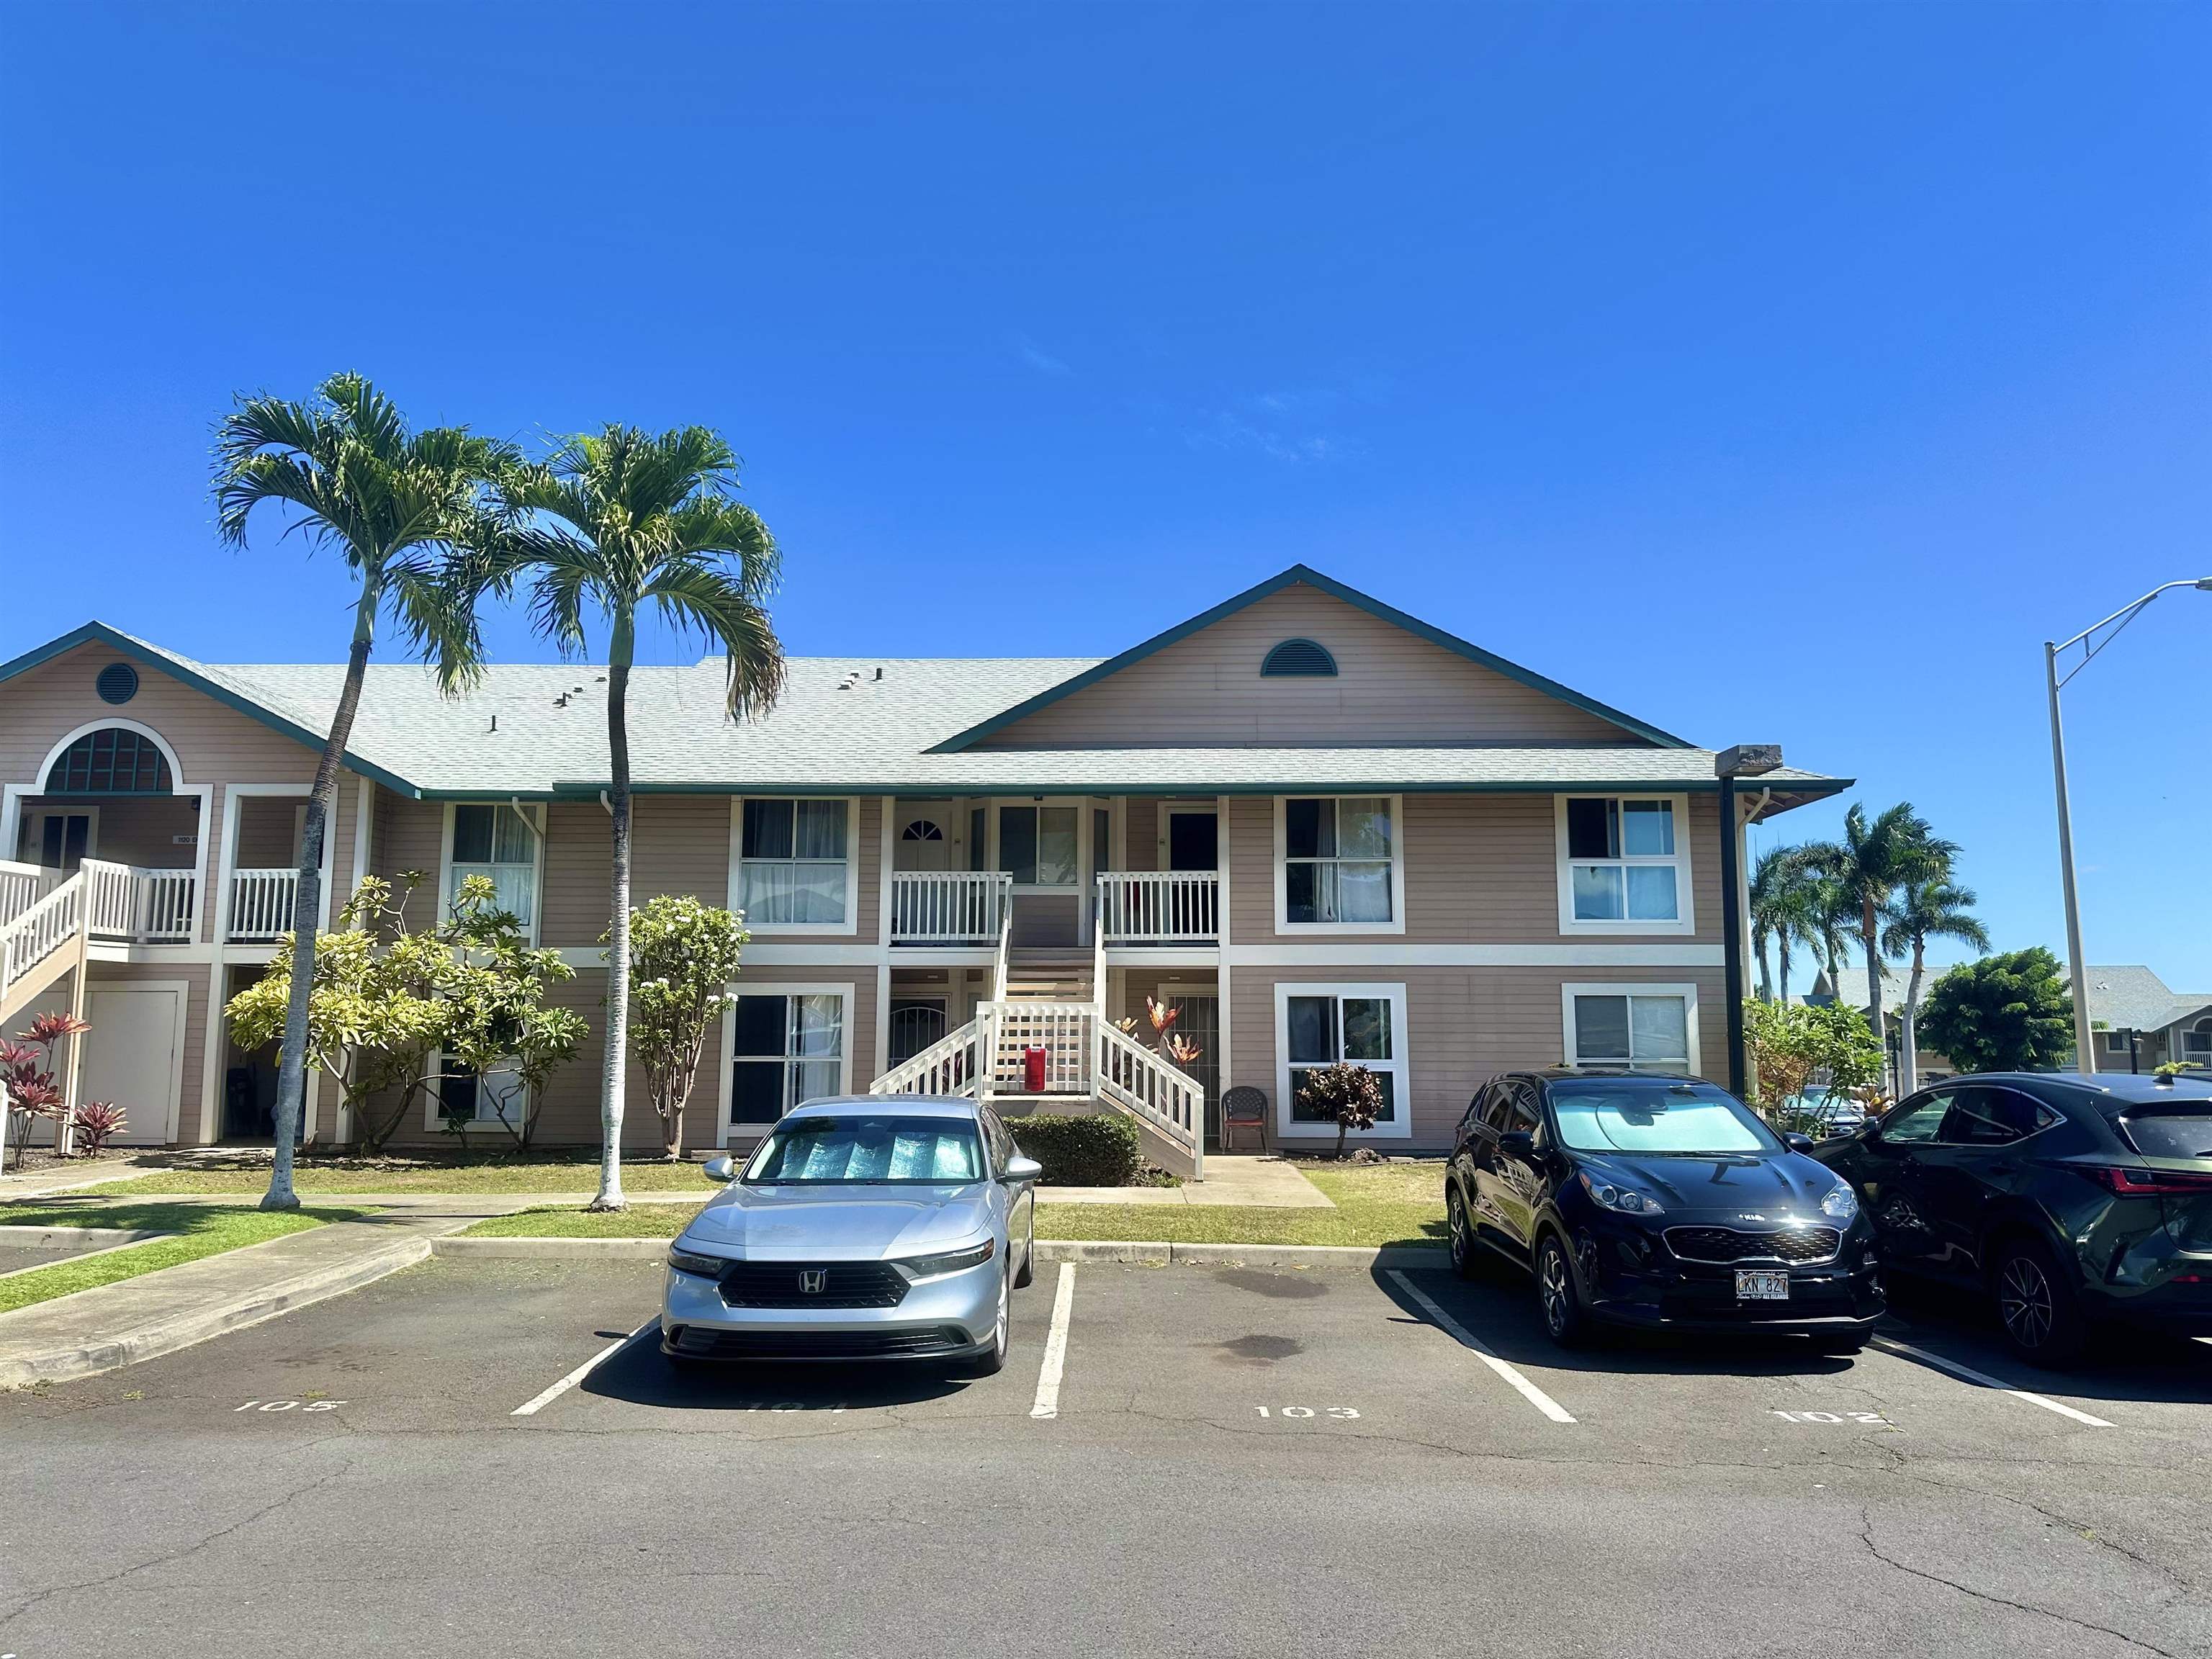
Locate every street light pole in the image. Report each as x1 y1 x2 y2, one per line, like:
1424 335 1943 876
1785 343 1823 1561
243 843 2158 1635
2045 576 2212 1076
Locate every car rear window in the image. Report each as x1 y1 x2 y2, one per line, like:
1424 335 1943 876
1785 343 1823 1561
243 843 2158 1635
2121 1110 2212 1161
745 1115 985 1183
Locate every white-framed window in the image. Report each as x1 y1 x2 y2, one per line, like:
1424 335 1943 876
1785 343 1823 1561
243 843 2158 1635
998 804 1079 889
727 986 850 1129
735 798 855 932
445 804 541 934
1555 795 1694 935
431 1056 527 1130
2181 1020 2211 1066
2100 1029 2131 1056
1562 983 1701 1074
1274 796 1404 933
1272 981 1412 1141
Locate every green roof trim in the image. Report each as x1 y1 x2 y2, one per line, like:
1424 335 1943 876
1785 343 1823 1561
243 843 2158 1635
929 565 1696 752
0 621 425 799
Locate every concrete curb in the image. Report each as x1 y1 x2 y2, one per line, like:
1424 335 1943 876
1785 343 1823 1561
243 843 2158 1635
0 1226 171 1249
0 1236 431 1391
428 1236 1446 1270
433 1236 670 1260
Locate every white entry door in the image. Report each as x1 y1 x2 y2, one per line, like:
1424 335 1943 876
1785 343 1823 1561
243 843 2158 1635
80 984 186 1146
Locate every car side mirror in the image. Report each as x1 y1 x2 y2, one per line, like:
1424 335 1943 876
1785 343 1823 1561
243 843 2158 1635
1005 1154 1044 1184
702 1154 737 1184
1785 1132 1815 1154
1497 1130 1535 1161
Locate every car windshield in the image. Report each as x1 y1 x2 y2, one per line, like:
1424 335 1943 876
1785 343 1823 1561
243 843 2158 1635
2121 1108 2212 1161
1550 1082 1780 1156
743 1115 985 1184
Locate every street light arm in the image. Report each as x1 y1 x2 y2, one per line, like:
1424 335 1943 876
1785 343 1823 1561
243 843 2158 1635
2051 577 2212 663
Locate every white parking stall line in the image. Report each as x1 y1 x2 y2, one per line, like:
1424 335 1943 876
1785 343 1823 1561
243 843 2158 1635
512 1318 660 1417
1385 1269 1577 1424
1030 1264 1076 1420
1869 1336 2115 1429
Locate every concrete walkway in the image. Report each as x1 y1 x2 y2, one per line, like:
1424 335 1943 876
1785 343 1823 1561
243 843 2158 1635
0 1197 511 1389
1043 1155 1332 1208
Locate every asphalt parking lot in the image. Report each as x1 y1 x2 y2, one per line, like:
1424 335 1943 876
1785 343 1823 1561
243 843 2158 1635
4 1254 2209 1659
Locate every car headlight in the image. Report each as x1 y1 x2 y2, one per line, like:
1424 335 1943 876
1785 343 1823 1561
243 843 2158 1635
667 1245 729 1277
899 1238 997 1280
1820 1182 1860 1223
1579 1171 1665 1215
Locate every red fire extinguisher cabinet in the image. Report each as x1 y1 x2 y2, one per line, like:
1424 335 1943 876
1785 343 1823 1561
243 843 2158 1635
1022 1045 1049 1093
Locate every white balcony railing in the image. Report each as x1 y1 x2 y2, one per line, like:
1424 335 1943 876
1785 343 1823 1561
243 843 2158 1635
1097 871 1220 945
228 868 301 942
890 870 1012 945
0 860 50 927
80 858 198 944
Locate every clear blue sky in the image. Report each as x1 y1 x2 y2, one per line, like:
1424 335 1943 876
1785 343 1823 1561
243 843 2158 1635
3 3 2206 985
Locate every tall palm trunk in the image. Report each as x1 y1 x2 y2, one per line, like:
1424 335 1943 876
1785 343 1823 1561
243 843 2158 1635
265 575 379 1210
1900 940 1926 1095
1755 937 1773 1002
1777 936 1792 1007
1859 894 1888 1092
590 613 636 1210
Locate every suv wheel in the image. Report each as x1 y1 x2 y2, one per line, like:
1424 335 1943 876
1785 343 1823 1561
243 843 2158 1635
1992 1236 2086 1369
1447 1183 1478 1280
1536 1231 1589 1348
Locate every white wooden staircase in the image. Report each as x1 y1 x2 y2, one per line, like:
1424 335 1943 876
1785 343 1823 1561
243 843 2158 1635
0 862 89 1028
868 911 1206 1177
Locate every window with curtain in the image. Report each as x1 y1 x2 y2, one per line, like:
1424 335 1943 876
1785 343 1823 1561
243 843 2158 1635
449 804 537 929
1285 990 1403 1122
1564 797 1683 924
731 993 846 1124
739 799 850 925
1568 992 1691 1070
1283 797 1393 925
999 804 1078 887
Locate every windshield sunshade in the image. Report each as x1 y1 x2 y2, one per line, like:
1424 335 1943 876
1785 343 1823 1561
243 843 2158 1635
746 1116 984 1183
1551 1087 1774 1155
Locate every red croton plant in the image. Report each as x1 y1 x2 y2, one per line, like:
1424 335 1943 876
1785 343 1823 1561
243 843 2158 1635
1115 994 1205 1068
1 1012 122 1162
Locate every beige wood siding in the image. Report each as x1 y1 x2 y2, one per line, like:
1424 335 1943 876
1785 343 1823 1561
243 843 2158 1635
1230 964 1727 1148
975 583 1639 748
1120 798 1159 872
369 789 444 902
1224 791 1722 943
233 796 300 869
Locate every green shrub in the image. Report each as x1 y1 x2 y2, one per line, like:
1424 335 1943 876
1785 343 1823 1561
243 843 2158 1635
1003 1112 1141 1186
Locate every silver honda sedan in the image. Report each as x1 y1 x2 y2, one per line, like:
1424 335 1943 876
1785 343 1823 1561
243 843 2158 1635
660 1097 1042 1373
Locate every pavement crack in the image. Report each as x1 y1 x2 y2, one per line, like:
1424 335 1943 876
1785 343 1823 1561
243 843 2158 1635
1853 1506 2187 1659
0 1456 354 1630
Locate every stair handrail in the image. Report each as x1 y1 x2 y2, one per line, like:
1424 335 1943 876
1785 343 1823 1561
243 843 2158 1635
868 1018 982 1098
1 868 87 1008
1094 1017 1205 1178
991 905 1011 1002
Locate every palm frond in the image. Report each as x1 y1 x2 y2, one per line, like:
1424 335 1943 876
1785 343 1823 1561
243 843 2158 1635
644 557 786 718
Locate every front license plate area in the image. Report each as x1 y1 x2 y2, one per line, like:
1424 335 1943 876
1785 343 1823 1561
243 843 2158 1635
1735 1269 1789 1300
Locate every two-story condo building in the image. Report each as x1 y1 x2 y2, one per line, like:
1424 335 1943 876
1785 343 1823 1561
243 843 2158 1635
0 566 1848 1174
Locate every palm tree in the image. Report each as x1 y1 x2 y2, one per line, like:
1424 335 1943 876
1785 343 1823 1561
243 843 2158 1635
1881 877 1991 1093
1804 868 1858 1008
491 426 783 1210
1749 845 1822 1004
214 374 513 1210
1800 802 1959 1092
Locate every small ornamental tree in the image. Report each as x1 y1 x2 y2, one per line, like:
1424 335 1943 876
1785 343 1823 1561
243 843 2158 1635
1917 949 2075 1074
1295 1062 1385 1159
226 873 588 1152
1745 999 1884 1126
613 895 748 1159
2 1012 91 1161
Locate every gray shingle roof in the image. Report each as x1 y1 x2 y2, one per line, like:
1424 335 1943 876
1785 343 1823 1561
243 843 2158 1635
7 621 1849 802
199 654 1843 798
2085 966 2212 1033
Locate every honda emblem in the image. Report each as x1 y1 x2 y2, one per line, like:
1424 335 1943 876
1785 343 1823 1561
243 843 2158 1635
799 1269 827 1295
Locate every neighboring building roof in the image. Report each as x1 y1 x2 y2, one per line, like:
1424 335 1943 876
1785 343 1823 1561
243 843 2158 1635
0 572 1853 804
2084 966 2212 1034
1809 962 1961 1016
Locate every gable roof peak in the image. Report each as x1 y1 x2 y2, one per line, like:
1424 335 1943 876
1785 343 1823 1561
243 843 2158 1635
930 563 1694 752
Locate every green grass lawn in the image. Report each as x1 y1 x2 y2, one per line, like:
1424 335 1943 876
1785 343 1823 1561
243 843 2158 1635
457 1164 1449 1248
0 1201 369 1316
85 1156 718 1197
